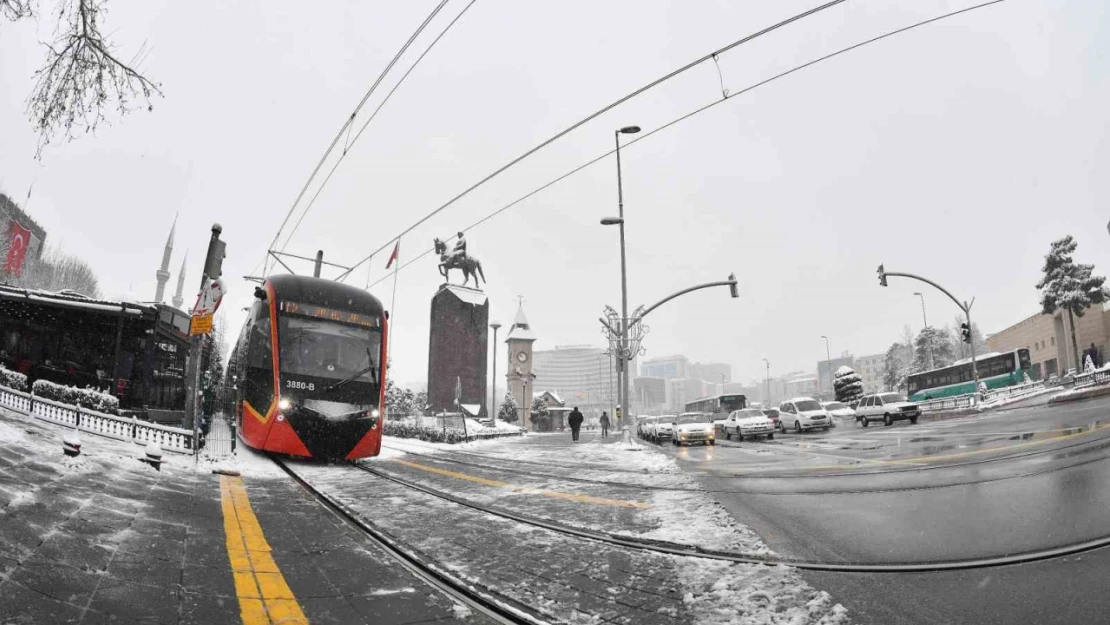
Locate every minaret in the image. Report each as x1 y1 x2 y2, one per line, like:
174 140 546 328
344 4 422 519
172 251 187 309
154 215 176 303
505 304 537 430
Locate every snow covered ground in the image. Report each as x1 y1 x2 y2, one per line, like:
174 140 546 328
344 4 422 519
367 434 850 623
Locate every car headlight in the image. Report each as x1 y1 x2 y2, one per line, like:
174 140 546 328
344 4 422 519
278 397 292 411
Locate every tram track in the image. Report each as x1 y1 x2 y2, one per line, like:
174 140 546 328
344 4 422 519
354 458 1110 573
271 456 548 625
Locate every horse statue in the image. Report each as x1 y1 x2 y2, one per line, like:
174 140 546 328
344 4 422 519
434 237 485 289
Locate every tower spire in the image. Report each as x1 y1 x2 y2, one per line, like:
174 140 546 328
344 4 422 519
172 251 187 309
154 214 177 303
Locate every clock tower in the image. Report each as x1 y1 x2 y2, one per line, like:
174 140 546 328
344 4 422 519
505 305 537 430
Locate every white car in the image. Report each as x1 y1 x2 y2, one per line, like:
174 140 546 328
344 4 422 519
648 415 676 443
778 397 832 433
671 413 715 446
855 392 921 427
722 408 776 441
821 401 856 426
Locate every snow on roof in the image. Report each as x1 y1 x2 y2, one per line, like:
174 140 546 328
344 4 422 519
459 403 481 416
950 352 1002 366
443 285 488 307
536 390 564 405
505 305 537 342
0 284 149 316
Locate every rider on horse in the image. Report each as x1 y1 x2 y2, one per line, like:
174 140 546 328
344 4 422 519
451 232 467 263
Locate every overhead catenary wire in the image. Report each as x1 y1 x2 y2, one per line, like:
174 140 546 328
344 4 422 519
334 0 851 281
364 0 1010 290
280 0 481 255
258 0 452 277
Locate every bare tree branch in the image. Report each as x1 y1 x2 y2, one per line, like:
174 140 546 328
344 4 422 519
0 0 34 21
24 0 161 155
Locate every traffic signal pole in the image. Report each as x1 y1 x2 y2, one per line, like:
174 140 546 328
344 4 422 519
877 265 978 395
186 224 227 455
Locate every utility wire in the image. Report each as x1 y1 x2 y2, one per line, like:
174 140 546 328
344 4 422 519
365 0 1009 290
280 0 480 254
334 0 849 281
258 0 451 276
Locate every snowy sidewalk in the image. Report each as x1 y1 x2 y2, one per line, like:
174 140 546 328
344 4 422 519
0 408 478 625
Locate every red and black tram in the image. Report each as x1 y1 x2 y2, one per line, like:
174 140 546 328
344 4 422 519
229 274 387 460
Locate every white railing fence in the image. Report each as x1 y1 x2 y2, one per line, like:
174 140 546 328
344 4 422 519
982 380 1046 403
1073 368 1110 390
0 384 195 454
385 413 525 440
916 394 977 413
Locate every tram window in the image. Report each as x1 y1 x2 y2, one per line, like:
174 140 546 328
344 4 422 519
248 315 273 371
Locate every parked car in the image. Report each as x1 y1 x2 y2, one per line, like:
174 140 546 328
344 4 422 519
672 413 715 446
636 416 653 439
648 415 676 443
722 408 776 441
855 392 921 427
778 398 832 433
761 408 781 430
821 401 856 426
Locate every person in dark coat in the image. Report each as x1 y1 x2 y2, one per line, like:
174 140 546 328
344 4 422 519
568 406 584 441
599 411 610 438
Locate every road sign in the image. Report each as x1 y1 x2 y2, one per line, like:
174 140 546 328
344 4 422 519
191 278 225 317
190 314 214 335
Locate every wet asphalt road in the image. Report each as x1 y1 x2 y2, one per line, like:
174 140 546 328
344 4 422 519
658 393 1110 625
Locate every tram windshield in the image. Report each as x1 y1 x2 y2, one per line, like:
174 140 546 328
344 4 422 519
279 315 382 386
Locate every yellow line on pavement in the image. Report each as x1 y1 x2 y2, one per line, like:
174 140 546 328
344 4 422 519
395 459 650 509
220 475 309 625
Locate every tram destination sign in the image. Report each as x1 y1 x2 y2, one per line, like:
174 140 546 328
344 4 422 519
280 300 380 328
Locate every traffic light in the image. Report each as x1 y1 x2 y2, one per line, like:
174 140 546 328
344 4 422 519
960 322 971 344
204 237 226 280
877 264 887 287
728 273 739 298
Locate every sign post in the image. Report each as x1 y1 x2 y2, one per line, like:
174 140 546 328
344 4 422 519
185 224 227 457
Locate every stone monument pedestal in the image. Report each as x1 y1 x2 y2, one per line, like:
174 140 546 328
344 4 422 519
427 284 489 418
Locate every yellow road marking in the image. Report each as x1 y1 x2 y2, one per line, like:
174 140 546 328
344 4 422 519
220 475 309 625
395 459 650 509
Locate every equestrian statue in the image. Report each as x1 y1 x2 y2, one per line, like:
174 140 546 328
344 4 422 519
434 232 485 289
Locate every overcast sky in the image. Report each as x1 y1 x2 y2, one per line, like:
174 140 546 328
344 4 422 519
1 0 1107 388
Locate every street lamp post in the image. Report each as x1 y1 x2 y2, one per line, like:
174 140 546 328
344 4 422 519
490 321 501 423
821 335 831 395
600 124 641 440
763 358 771 407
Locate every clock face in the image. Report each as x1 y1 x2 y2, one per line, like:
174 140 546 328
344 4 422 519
516 351 529 363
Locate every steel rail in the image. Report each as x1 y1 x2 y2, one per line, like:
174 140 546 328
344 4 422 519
272 456 547 625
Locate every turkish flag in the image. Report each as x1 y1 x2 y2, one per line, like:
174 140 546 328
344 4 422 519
385 239 400 269
5 221 32 276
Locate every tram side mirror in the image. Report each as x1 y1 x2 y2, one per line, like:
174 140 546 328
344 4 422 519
254 286 267 301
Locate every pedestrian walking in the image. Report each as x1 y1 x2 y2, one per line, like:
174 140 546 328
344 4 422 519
568 406 584 442
599 411 610 438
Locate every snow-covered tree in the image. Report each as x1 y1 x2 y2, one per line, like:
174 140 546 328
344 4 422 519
913 326 955 372
385 381 417 416
882 342 912 392
1036 235 1109 373
833 366 864 403
530 397 550 430
9 244 100 297
497 392 519 423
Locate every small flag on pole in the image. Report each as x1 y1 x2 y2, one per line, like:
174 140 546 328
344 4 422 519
385 239 400 269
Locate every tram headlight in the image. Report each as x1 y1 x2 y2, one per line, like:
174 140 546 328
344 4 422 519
278 397 292 412
371 409 380 419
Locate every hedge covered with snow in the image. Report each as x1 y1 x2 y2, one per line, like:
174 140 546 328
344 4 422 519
0 366 28 392
383 420 472 444
31 380 119 414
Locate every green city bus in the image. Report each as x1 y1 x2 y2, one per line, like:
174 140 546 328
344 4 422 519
907 349 1032 402
684 394 747 420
